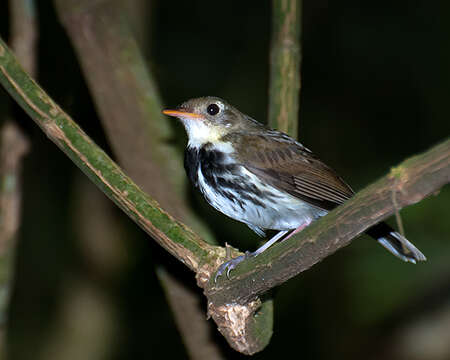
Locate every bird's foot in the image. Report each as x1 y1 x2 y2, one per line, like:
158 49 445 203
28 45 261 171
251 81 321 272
214 251 251 282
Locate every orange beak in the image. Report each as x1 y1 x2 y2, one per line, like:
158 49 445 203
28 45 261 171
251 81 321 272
162 109 204 119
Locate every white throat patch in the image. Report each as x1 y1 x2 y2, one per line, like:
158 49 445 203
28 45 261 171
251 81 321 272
181 117 223 148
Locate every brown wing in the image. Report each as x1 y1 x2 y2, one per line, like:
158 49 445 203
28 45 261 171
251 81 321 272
232 132 354 210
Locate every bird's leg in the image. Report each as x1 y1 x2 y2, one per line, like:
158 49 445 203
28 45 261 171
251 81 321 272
214 230 289 282
279 219 312 243
214 220 315 282
250 229 290 256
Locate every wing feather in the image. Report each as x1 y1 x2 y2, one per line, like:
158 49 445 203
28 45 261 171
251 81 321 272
231 131 354 210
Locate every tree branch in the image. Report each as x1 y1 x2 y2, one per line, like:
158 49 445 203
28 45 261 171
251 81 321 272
9 0 37 76
268 0 302 138
0 37 222 274
206 139 450 305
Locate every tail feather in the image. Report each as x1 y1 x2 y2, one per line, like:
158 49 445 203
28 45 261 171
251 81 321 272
366 222 426 263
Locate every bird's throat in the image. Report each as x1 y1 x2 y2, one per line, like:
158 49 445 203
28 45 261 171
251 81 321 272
181 118 226 148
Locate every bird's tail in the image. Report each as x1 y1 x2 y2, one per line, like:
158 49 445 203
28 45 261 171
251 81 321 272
365 222 426 264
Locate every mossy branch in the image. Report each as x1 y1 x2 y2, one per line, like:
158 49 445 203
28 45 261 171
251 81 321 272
0 38 220 273
206 139 450 305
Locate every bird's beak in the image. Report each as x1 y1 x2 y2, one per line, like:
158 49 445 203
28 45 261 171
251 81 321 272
162 109 204 120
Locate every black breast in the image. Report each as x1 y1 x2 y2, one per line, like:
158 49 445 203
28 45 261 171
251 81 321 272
184 144 236 188
184 144 272 209
184 146 201 187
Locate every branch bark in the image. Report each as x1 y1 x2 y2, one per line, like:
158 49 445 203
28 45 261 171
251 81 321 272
9 0 37 77
268 0 302 138
0 38 222 274
206 139 450 305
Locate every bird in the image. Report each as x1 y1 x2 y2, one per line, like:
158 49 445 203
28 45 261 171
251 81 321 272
162 97 426 280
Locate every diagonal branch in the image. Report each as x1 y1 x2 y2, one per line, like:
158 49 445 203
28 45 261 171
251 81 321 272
0 38 222 274
206 139 450 305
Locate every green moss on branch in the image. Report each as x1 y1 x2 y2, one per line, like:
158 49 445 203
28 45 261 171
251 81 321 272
0 38 219 272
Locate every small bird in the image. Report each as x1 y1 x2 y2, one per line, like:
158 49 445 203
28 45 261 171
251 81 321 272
163 97 426 279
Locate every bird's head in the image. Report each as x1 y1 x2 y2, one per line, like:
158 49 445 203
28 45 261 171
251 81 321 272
163 97 262 147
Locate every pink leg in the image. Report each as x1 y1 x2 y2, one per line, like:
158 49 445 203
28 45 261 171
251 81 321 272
214 220 313 282
281 219 312 242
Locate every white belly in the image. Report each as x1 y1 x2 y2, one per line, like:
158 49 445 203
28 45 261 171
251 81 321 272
197 166 327 231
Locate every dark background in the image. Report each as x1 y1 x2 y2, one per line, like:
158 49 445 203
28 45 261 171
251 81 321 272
1 0 449 359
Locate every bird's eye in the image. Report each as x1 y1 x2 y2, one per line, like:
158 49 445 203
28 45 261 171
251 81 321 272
207 103 220 116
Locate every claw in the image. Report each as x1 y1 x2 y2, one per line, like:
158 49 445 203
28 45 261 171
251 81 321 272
214 254 247 282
